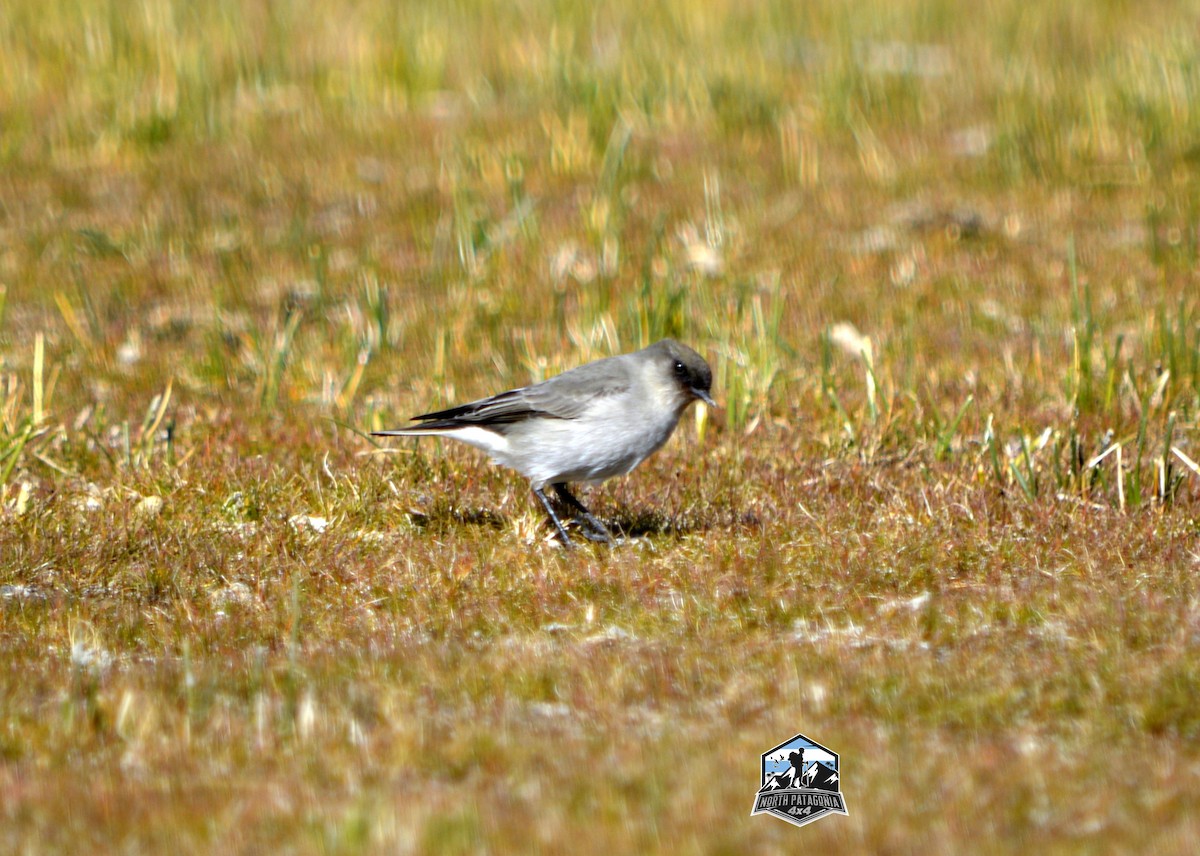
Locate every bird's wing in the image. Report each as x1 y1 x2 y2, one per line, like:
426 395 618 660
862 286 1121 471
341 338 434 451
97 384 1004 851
409 355 633 428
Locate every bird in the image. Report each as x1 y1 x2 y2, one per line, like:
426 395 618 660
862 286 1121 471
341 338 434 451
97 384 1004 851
372 339 715 546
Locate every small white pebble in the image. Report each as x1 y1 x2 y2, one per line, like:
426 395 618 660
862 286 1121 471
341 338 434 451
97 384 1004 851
288 515 329 533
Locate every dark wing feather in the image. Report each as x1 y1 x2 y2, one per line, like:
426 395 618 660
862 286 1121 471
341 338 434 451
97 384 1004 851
411 388 539 428
410 354 633 428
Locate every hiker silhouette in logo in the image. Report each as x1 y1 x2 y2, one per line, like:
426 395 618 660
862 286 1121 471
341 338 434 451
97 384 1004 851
786 748 805 787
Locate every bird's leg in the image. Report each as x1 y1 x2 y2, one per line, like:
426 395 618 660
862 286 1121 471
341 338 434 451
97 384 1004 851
552 483 614 544
533 487 574 547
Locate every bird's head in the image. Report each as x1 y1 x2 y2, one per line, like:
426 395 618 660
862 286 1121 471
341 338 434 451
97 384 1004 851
651 339 715 408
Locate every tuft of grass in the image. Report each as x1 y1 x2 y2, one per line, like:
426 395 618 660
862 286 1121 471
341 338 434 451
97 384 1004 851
4 1 1200 853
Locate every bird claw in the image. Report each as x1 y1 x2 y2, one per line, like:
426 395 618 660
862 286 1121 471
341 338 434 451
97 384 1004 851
578 526 615 544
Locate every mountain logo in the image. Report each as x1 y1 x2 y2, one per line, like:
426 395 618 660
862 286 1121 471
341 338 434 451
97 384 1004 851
751 733 849 829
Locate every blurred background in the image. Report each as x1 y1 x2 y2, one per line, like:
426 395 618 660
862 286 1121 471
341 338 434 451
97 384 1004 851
3 0 1196 439
3 1 1200 853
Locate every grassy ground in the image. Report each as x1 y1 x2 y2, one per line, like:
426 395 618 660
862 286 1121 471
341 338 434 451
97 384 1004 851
3 0 1200 852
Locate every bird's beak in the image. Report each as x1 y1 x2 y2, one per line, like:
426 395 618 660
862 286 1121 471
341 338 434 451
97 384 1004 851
693 388 717 408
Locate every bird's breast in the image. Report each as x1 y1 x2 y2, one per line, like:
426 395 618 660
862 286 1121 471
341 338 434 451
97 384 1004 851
500 397 685 487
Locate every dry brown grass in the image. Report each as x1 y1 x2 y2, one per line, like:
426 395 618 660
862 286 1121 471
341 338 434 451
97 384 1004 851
3 0 1200 853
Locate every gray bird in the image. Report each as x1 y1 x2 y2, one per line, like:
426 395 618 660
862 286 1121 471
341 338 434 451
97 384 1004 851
372 339 715 546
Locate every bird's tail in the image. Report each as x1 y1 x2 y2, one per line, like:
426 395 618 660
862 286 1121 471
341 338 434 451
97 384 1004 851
371 427 447 437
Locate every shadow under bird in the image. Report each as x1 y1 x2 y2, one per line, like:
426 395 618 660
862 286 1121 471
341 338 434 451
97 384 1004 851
372 339 715 546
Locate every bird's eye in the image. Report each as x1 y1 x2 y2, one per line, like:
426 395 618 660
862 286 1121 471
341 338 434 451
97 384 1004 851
673 359 687 377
